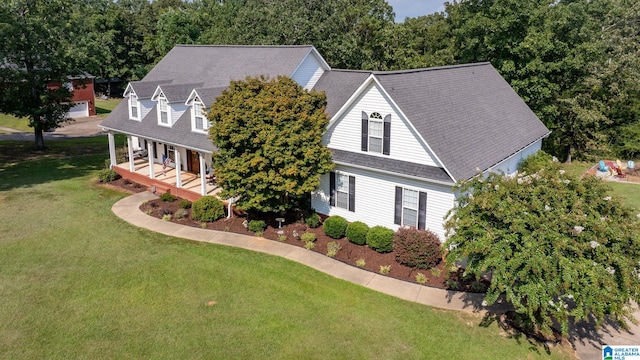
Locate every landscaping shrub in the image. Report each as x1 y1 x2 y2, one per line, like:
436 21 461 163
300 232 316 243
160 192 176 202
346 221 369 245
248 220 266 233
323 216 348 239
174 208 188 220
191 196 225 222
305 213 321 228
366 226 394 253
393 227 441 269
97 168 120 183
178 199 192 209
326 241 342 257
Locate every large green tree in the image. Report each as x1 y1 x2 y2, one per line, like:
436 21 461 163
0 0 81 149
444 153 640 337
208 76 334 214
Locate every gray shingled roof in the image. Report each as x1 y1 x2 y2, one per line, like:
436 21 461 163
143 45 315 87
313 70 371 117
101 99 215 153
332 149 453 183
157 82 204 103
129 80 173 99
193 87 227 107
374 63 550 181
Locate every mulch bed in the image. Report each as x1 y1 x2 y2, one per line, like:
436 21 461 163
105 179 487 293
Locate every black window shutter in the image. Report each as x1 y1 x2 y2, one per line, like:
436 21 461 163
418 191 427 230
394 186 403 225
329 172 336 206
163 144 167 157
348 176 355 212
361 111 368 151
383 114 391 155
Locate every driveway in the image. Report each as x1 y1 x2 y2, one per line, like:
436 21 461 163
0 116 105 141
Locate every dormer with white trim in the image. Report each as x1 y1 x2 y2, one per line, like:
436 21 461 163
124 80 173 122
152 82 203 128
155 90 171 127
186 87 225 134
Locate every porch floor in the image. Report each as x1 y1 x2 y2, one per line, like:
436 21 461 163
115 158 222 201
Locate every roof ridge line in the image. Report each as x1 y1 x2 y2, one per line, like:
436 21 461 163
373 62 492 75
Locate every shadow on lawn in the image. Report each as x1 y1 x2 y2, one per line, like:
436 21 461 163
0 139 108 191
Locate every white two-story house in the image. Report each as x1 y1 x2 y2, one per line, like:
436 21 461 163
100 45 549 239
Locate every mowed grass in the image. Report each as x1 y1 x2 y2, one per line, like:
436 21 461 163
0 98 120 134
0 138 573 360
560 160 640 210
0 113 30 133
96 98 122 117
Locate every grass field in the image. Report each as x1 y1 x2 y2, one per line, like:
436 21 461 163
0 113 30 133
95 98 122 117
0 138 572 359
0 98 121 134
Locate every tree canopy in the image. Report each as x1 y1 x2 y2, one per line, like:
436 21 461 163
0 0 81 149
444 152 640 336
208 76 334 214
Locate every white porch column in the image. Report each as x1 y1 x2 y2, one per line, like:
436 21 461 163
175 149 182 188
107 132 117 168
147 141 155 179
127 136 135 172
199 152 207 196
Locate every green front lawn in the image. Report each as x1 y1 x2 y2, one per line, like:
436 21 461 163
96 98 122 117
0 113 30 133
0 138 572 359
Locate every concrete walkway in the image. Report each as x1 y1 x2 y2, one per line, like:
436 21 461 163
114 188 639 360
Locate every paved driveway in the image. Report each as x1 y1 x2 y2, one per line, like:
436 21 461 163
0 116 105 140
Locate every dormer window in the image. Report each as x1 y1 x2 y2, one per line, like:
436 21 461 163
361 111 391 155
129 93 140 120
158 95 169 125
192 99 207 132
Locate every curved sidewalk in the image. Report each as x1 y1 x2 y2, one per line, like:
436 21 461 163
112 191 503 314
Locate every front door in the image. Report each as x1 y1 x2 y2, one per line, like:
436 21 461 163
186 150 200 173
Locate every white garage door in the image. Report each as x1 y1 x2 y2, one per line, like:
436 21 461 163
68 101 88 118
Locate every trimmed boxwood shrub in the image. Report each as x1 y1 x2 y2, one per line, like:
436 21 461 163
191 196 225 222
248 220 266 233
346 221 369 245
366 226 394 253
393 227 441 269
305 213 321 228
323 216 348 239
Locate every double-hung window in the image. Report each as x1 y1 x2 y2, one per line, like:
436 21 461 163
193 101 205 131
330 172 355 212
159 96 169 125
394 187 427 230
129 93 139 120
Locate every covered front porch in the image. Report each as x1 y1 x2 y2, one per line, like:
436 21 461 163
113 159 221 202
106 132 221 202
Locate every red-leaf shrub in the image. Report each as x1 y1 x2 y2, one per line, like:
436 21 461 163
393 227 441 269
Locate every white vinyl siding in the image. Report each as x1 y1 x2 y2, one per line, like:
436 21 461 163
139 99 155 119
491 139 543 176
312 164 454 240
291 51 326 90
324 81 440 167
